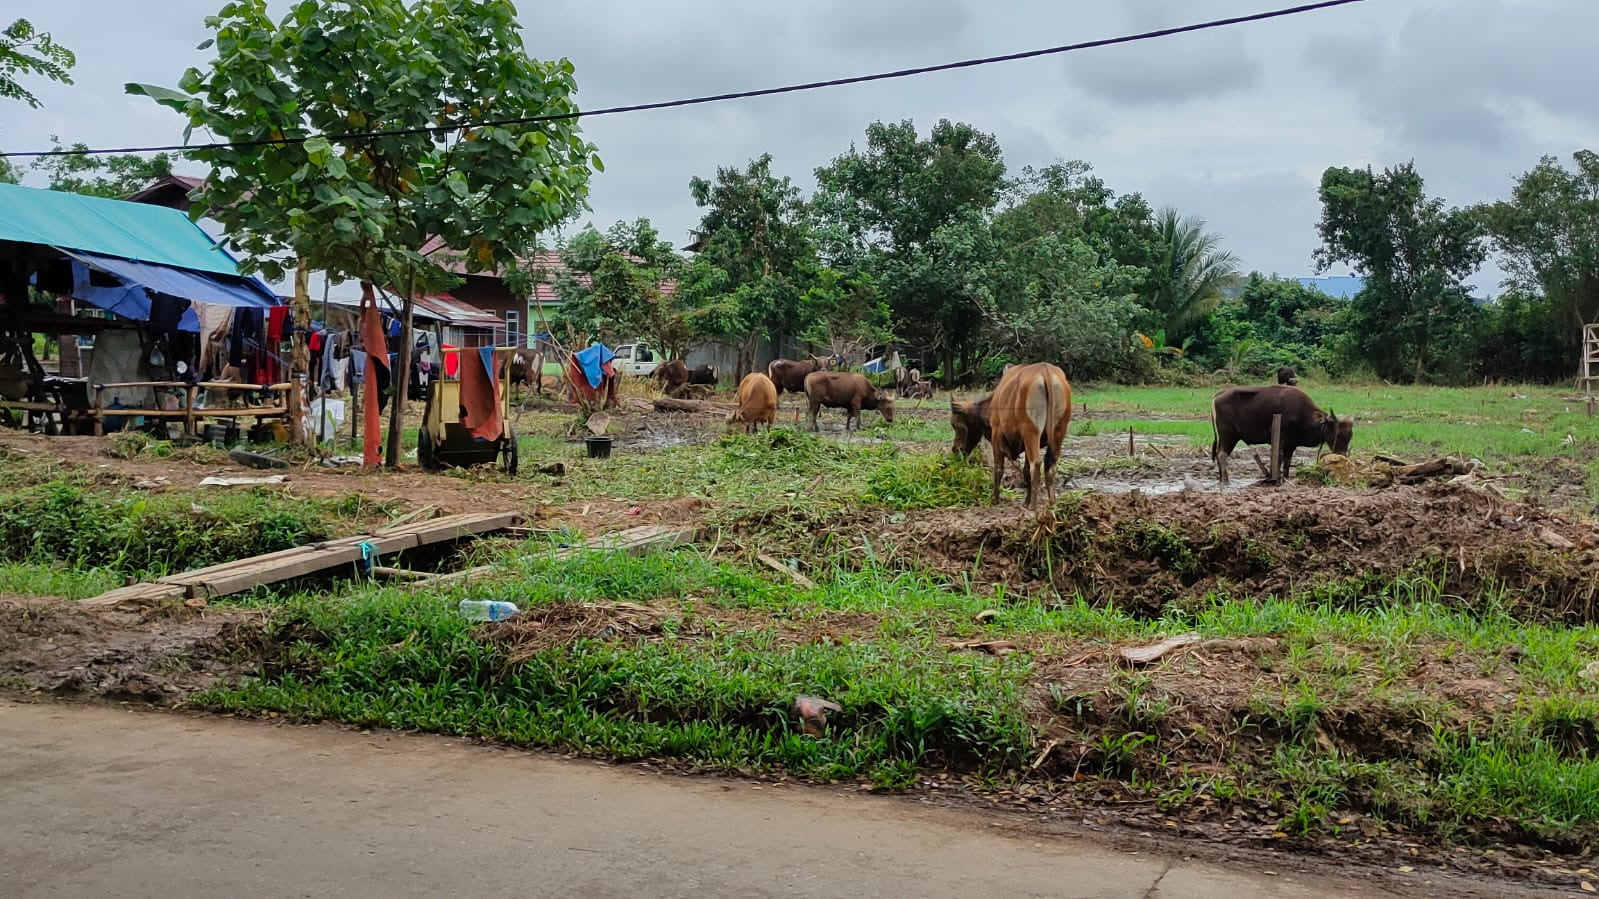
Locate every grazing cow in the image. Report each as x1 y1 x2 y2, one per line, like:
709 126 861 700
802 370 894 432
987 362 1072 510
688 364 717 386
727 372 778 434
1277 366 1299 386
1210 384 1352 486
949 394 994 458
767 357 830 401
653 359 690 392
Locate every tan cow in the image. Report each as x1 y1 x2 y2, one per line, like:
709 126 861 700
987 362 1072 510
727 372 778 434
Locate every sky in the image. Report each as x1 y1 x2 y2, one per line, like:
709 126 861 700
4 0 1596 297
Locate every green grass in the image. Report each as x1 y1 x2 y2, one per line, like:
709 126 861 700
199 548 1599 847
0 478 396 579
0 561 123 599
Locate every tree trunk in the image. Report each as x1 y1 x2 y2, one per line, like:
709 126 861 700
384 273 418 468
1413 333 1428 384
288 258 311 445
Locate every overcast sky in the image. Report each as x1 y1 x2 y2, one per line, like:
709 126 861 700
5 0 1596 294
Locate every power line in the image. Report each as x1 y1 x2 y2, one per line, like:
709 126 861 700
1 0 1364 160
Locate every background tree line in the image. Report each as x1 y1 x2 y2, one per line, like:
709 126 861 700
547 119 1598 387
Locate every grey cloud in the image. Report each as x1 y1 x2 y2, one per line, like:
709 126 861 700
810 0 973 55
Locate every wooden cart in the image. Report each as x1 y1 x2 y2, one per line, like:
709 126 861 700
416 346 518 475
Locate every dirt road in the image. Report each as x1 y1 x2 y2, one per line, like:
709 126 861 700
0 701 1526 899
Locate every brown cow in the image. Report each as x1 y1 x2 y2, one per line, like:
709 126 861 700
949 394 993 458
1277 366 1299 386
802 370 894 432
767 356 831 401
727 372 778 434
653 359 690 392
987 362 1072 510
1210 384 1352 486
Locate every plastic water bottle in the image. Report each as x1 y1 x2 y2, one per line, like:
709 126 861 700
458 599 521 622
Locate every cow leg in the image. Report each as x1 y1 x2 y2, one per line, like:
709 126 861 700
990 440 1006 505
1215 441 1233 487
807 401 820 432
1022 436 1042 509
1280 447 1296 482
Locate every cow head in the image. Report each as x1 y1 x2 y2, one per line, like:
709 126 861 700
876 392 896 423
950 398 989 457
1318 408 1353 454
1277 365 1299 386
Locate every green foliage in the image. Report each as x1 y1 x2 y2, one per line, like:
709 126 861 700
1479 150 1599 358
29 134 175 198
551 218 690 356
1190 274 1344 376
134 0 598 288
1140 208 1243 341
1 18 74 108
0 480 383 578
1315 163 1487 383
800 266 892 361
814 119 1007 377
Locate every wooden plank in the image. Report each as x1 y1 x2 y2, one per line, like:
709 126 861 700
1268 413 1282 485
757 553 816 590
419 525 697 587
79 582 187 608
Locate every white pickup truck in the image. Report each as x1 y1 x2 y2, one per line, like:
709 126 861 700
612 342 660 377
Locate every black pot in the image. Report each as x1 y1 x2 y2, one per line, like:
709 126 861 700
585 435 614 459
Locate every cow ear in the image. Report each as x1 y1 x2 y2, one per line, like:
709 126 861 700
1312 410 1327 424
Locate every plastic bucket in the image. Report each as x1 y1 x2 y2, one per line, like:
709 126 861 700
585 435 614 459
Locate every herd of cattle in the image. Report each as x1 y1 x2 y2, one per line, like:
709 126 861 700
658 354 1354 509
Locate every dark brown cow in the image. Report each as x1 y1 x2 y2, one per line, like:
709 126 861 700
949 394 993 458
1277 366 1299 386
1210 384 1352 486
653 359 690 392
727 372 778 434
987 362 1072 509
767 356 831 401
688 364 717 386
802 370 895 432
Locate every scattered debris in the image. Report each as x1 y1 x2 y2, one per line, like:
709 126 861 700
974 609 1000 624
1116 634 1202 666
794 695 843 737
199 475 288 487
948 639 1020 656
757 553 817 590
1540 527 1576 550
585 412 611 436
228 448 289 470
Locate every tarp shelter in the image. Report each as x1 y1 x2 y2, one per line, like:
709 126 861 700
0 182 281 321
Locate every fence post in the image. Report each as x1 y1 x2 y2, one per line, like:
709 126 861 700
1128 426 1135 457
1268 413 1283 485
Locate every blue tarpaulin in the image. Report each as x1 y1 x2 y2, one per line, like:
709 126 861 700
574 343 615 389
62 250 280 312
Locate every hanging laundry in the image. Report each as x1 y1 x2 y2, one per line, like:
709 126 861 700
358 284 385 468
459 345 503 441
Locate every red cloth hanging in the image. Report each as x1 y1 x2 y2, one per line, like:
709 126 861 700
459 346 503 441
442 345 460 378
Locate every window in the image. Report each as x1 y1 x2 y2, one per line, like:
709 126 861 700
638 346 653 362
504 309 520 347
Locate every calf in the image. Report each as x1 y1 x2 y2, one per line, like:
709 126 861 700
653 359 690 392
949 394 993 458
987 362 1072 510
802 370 894 432
1210 384 1352 486
727 372 778 434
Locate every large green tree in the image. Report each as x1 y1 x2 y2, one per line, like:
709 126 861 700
1314 163 1486 382
1141 208 1242 342
813 119 1006 383
1479 150 1599 356
130 0 599 464
552 219 693 360
684 153 815 375
30 135 175 198
1 18 74 108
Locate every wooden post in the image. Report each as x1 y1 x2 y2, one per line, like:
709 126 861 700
92 384 104 437
185 384 198 437
1128 426 1135 457
1268 413 1283 485
288 258 311 445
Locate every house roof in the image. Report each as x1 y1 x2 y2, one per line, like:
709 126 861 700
0 181 250 278
317 292 501 329
123 175 207 208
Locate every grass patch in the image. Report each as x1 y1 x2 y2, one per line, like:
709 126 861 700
0 479 394 578
0 561 123 599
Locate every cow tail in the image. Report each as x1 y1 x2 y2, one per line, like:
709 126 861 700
1209 394 1219 460
1042 375 1056 471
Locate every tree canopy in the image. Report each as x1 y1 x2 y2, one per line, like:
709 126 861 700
1 18 74 109
131 0 600 462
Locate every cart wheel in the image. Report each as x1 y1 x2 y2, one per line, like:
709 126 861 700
417 427 441 471
502 435 519 476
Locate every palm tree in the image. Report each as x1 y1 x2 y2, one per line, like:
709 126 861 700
1143 208 1243 340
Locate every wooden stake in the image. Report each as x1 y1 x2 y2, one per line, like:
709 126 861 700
1128 426 1135 457
1268 413 1283 485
